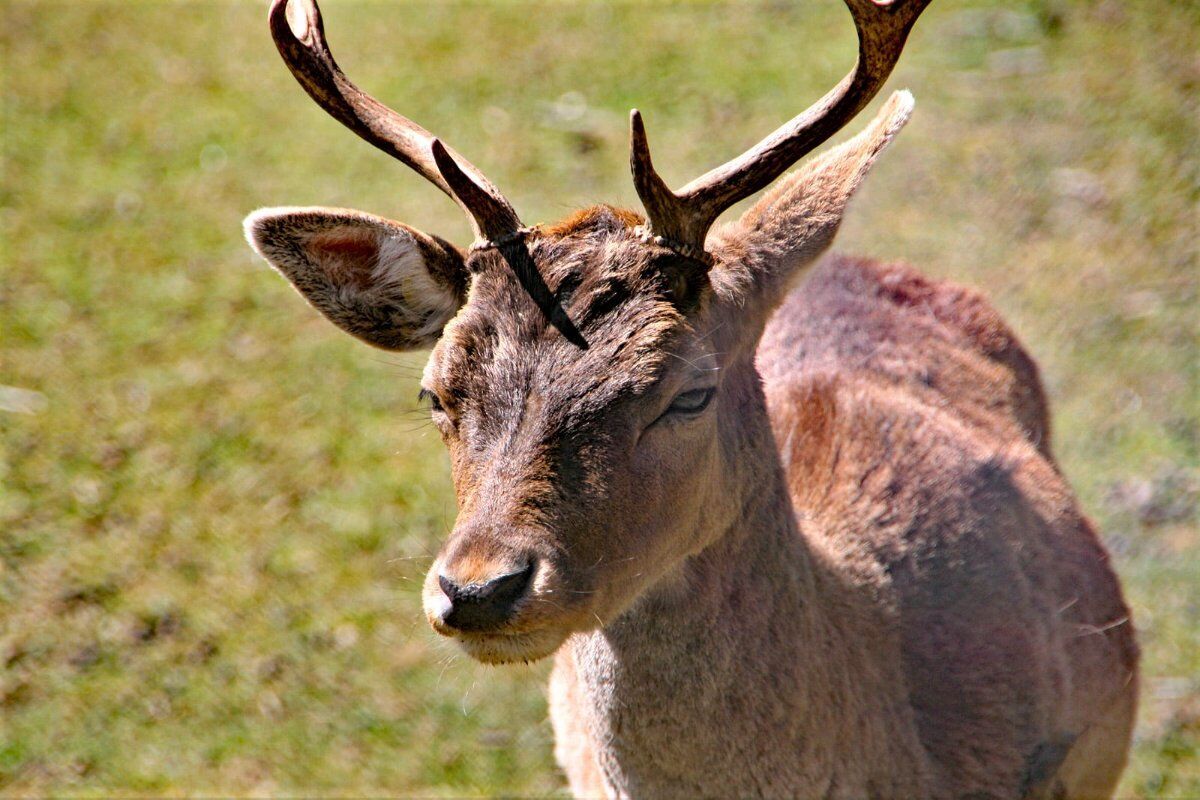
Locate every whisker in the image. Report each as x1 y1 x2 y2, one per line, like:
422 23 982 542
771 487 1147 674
461 679 477 715
1074 616 1130 638
1057 597 1080 614
665 350 724 373
531 597 567 613
436 652 459 689
695 321 727 343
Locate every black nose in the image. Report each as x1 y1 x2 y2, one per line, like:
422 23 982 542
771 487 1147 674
438 562 534 632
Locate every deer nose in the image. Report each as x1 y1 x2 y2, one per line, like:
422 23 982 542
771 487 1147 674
437 562 534 633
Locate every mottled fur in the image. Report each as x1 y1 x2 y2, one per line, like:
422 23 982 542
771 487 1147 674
245 96 1137 797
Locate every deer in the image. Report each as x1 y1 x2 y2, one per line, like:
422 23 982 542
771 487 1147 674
243 0 1140 796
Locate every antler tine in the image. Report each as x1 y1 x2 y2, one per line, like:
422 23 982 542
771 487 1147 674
632 0 931 252
268 0 520 239
630 109 704 244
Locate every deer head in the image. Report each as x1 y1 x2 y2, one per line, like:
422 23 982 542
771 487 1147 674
245 0 930 664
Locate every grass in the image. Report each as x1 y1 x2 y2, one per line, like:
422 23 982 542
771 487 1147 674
1 0 1196 795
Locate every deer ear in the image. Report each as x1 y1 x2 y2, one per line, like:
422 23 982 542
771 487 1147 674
731 91 914 295
244 207 468 351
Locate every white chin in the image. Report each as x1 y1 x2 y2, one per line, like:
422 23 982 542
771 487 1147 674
455 628 569 665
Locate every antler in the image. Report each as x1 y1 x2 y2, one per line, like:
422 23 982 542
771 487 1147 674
268 0 520 241
630 0 931 254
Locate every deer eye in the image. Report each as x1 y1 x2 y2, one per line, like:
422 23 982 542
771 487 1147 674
666 387 716 416
417 388 445 414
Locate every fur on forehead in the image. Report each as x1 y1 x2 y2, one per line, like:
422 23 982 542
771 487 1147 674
432 206 700 403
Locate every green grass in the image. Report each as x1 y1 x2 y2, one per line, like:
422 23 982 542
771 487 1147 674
1 0 1196 795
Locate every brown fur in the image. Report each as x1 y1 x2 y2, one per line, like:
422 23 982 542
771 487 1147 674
246 95 1137 798
540 204 645 238
759 256 1138 797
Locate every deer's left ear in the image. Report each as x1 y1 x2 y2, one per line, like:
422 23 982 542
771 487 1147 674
723 91 914 300
244 207 468 351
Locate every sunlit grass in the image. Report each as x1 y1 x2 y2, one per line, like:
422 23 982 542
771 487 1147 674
1 0 1196 795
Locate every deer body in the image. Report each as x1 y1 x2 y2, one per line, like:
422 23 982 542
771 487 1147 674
244 1 1138 796
549 256 1138 798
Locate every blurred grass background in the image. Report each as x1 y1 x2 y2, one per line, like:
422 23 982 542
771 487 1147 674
1 0 1196 795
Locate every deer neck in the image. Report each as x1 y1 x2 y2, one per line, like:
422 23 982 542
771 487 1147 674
560 384 924 794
